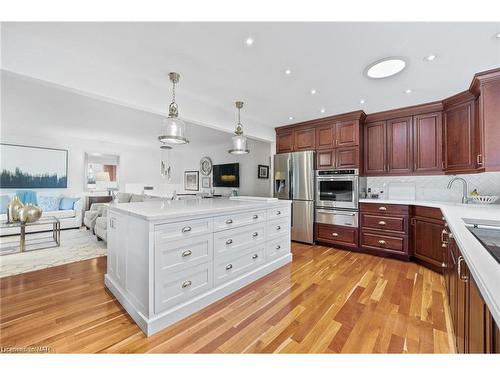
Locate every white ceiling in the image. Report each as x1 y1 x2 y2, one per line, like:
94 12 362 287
2 22 500 141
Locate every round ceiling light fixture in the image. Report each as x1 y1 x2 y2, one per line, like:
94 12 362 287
284 69 292 75
365 57 407 79
424 54 437 62
245 37 254 46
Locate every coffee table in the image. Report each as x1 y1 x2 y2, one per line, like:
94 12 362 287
0 216 61 255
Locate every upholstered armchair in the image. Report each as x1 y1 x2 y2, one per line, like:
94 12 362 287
83 203 108 234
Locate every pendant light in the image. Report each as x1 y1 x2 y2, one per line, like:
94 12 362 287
228 101 250 155
158 72 189 144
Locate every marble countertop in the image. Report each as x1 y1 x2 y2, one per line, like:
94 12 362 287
361 198 500 326
109 197 291 222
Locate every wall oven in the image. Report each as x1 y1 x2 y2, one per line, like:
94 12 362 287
315 169 363 210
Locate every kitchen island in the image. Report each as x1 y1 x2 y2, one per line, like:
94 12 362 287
104 197 292 336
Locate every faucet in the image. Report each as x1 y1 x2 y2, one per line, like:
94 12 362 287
447 177 469 204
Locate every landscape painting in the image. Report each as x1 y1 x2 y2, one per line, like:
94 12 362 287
0 144 68 188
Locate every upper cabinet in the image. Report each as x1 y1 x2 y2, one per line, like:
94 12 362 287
335 120 359 147
413 112 443 174
294 128 316 151
316 124 335 149
386 117 413 175
364 121 386 174
276 130 294 153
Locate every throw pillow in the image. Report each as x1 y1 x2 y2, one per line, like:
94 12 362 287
114 192 132 203
38 196 62 212
0 195 11 214
16 190 38 205
60 197 80 210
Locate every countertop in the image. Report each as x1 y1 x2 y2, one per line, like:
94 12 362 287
361 198 500 327
108 197 291 221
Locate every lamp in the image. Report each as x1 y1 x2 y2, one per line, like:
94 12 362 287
228 101 250 155
158 72 189 145
95 171 111 191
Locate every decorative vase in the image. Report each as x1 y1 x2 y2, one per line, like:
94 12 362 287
7 196 24 223
18 204 43 224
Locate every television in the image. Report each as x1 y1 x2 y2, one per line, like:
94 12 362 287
213 163 239 188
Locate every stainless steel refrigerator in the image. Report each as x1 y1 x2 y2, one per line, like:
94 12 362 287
273 150 315 244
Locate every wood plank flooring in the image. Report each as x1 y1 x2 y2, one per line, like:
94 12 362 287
0 243 455 353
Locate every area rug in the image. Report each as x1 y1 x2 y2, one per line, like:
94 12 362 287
0 228 106 278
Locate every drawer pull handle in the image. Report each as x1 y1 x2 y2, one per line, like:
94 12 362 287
226 239 233 245
276 226 281 231
332 232 339 237
378 221 386 225
226 219 233 224
378 240 386 245
252 232 259 237
181 250 192 257
276 245 281 250
181 226 192 233
182 280 192 288
276 211 281 215
253 214 259 219
252 254 258 259
225 264 233 271
458 256 469 282
441 229 449 244
477 154 483 166
378 206 387 211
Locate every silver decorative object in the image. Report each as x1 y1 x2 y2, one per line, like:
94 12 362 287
160 145 172 181
228 101 250 154
7 196 24 223
158 72 189 145
200 156 213 176
17 204 42 224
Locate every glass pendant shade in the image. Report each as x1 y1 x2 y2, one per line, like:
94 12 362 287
228 101 250 155
158 72 189 144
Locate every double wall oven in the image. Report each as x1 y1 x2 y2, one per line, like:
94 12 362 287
314 169 366 229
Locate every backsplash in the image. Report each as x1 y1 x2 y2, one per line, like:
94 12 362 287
366 172 500 204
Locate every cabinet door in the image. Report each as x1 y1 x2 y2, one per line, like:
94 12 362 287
412 217 445 271
316 124 335 149
364 121 386 175
335 147 359 169
294 128 316 151
316 150 335 169
335 120 359 147
276 131 294 153
444 101 476 172
448 239 458 343
387 117 412 174
456 246 469 354
413 112 443 173
468 276 487 353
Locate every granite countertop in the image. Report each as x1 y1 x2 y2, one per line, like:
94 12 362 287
361 198 500 326
108 197 291 221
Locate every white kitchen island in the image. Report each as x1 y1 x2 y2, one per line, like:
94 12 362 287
104 197 292 336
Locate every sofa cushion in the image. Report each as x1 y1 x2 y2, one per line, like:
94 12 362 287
0 195 10 214
43 210 76 219
60 197 80 210
95 216 107 230
38 196 62 212
16 190 37 205
114 192 132 203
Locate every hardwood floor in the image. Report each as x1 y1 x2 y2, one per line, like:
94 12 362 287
0 243 455 353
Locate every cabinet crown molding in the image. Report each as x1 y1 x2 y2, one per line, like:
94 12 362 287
275 110 366 133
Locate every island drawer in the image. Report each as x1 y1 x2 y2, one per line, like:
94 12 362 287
156 234 213 273
214 223 265 258
213 210 266 231
360 231 408 255
267 218 291 240
214 246 266 286
267 206 291 220
360 213 408 234
266 235 291 260
155 262 213 314
155 218 213 243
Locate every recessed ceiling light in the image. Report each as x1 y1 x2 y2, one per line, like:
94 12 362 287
360 99 366 104
320 109 326 113
424 54 437 62
310 89 317 95
366 57 406 79
284 69 292 75
496 32 500 39
245 37 254 46
405 89 412 94
288 116 294 120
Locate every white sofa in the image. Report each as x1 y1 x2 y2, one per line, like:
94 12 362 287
0 197 83 236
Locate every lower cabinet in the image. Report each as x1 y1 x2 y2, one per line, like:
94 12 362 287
315 223 358 248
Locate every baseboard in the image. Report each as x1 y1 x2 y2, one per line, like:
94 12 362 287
105 253 292 337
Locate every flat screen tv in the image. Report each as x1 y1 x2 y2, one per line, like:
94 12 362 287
213 163 239 188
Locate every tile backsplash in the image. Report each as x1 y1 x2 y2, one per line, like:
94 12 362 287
367 172 500 204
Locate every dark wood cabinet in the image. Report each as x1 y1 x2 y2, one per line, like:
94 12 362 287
364 121 386 175
386 117 412 174
411 206 446 272
276 131 294 153
469 277 487 353
335 147 359 169
335 120 359 147
443 100 476 173
315 223 358 248
456 247 468 354
316 124 335 149
413 112 443 174
294 128 316 151
316 150 335 169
